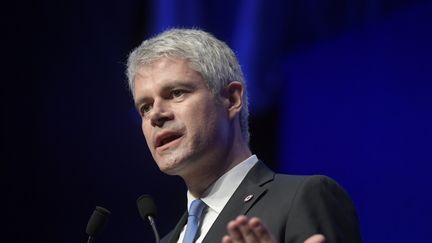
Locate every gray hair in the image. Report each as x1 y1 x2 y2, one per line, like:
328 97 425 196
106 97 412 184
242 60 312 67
126 28 250 143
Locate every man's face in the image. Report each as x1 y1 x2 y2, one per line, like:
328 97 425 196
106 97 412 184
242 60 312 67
133 57 230 176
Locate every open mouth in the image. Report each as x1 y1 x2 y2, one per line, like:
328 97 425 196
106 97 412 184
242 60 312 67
156 133 183 149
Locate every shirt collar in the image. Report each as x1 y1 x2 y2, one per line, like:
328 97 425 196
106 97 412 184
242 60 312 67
186 155 259 214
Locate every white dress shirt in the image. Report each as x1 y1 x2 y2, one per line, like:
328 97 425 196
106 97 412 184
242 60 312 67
176 155 259 243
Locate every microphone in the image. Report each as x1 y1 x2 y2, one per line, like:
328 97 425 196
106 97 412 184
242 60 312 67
86 206 111 243
137 194 160 243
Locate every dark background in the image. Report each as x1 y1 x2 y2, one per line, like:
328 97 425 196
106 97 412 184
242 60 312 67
5 0 432 242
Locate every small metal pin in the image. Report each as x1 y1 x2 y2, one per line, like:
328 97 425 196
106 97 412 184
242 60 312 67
244 194 253 202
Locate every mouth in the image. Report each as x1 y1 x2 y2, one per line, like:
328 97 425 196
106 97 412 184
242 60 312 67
155 132 183 151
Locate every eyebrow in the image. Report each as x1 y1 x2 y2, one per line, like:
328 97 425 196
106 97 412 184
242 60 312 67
134 96 151 110
161 80 197 91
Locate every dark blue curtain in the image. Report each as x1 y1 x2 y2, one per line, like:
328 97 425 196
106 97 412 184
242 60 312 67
5 0 431 242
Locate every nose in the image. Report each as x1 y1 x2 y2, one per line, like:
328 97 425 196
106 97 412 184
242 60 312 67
149 99 173 127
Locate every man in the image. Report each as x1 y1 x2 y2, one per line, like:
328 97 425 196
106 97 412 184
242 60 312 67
126 28 362 243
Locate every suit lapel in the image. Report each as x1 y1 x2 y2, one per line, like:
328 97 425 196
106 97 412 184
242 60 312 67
168 212 187 243
202 161 275 242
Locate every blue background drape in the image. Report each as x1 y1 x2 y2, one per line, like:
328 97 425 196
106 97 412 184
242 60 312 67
5 0 432 242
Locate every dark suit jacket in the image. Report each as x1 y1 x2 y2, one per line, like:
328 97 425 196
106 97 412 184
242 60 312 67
162 161 362 243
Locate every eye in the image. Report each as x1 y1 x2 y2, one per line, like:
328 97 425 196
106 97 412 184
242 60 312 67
171 89 185 98
139 104 152 116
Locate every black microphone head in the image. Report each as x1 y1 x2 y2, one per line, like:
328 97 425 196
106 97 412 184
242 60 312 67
86 206 111 237
137 194 157 220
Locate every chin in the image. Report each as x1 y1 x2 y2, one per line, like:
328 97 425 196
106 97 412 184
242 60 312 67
156 157 183 175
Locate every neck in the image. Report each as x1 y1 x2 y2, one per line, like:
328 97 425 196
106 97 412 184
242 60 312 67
183 142 252 198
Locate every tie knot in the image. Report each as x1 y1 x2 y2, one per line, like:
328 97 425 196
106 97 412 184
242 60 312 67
188 199 205 217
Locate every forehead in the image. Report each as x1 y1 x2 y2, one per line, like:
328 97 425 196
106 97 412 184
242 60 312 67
133 57 207 96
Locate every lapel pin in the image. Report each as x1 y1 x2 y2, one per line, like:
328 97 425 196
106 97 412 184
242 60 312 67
244 194 253 202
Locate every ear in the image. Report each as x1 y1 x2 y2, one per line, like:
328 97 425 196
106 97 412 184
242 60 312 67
225 81 244 119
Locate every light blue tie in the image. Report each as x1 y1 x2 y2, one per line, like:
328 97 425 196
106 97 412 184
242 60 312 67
182 199 206 243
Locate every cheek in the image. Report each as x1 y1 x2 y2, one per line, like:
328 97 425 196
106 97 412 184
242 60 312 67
141 122 152 146
195 107 224 137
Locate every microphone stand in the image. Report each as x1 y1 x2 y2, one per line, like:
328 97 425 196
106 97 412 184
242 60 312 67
148 215 160 243
87 236 95 243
